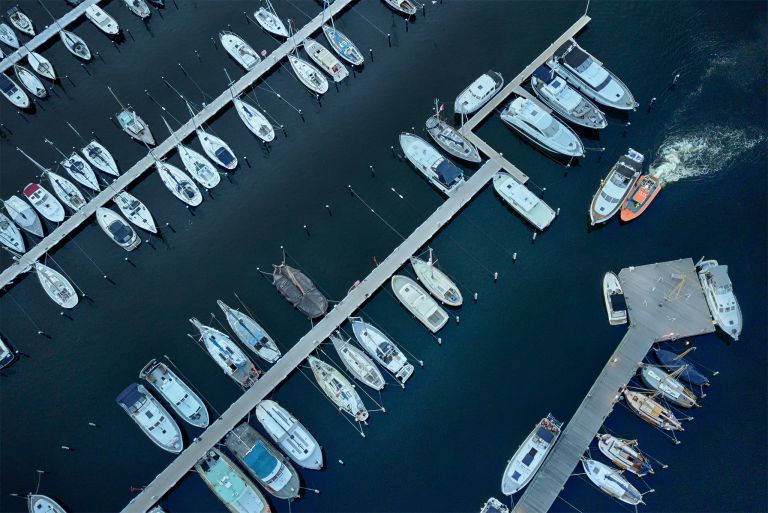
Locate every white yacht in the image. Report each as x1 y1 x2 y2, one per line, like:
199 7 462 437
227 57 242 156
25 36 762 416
589 148 643 225
330 331 385 391
34 262 78 309
492 171 555 231
13 64 46 98
196 129 237 170
454 70 504 114
96 207 141 251
220 31 261 71
217 300 281 364
0 213 24 253
697 259 742 341
23 183 64 223
399 132 466 196
179 144 221 188
349 317 414 384
140 359 210 428
322 24 364 66
254 1 288 38
233 98 275 143
255 400 323 470
640 365 698 408
410 248 462 306
5 195 42 237
288 54 328 94
501 414 562 495
27 52 56 81
190 318 259 389
60 152 99 191
195 448 270 513
581 459 644 505
304 38 348 82
0 22 19 48
500 97 584 157
6 6 34 36
530 65 607 129
84 5 119 36
156 161 203 206
116 383 183 453
27 495 66 513
82 140 119 176
391 274 449 332
114 191 157 233
60 30 91 61
46 171 86 211
308 356 368 421
0 72 30 108
602 272 627 325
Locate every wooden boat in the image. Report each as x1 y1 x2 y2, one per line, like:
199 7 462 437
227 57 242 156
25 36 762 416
4 195 42 237
0 72 29 108
322 24 364 66
0 22 19 48
6 6 34 36
27 52 56 81
288 54 328 94
620 174 661 221
34 262 78 308
46 171 86 211
582 459 644 505
13 64 46 98
623 389 683 431
113 191 157 233
308 356 368 421
391 274 449 332
602 272 627 325
304 37 348 82
60 30 91 60
330 331 385 390
410 248 462 306
84 5 119 36
0 212 24 253
596 434 653 476
96 207 141 251
24 183 64 222
382 0 417 16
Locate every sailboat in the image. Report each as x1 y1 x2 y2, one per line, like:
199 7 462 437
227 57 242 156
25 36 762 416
596 434 653 477
582 459 644 505
303 37 348 82
84 142 119 176
219 31 261 71
233 98 275 142
13 64 46 98
113 191 157 233
382 0 417 16
308 356 369 422
254 0 288 38
26 51 56 80
187 103 237 170
44 139 100 191
96 207 141 251
255 400 323 470
217 300 281 364
190 318 260 389
652 347 710 387
34 261 78 308
0 72 29 108
330 331 385 391
155 160 203 206
623 389 683 431
109 87 155 145
322 23 364 66
288 54 328 94
122 0 151 19
349 316 414 383
6 6 34 36
84 5 120 36
409 248 463 306
4 196 43 237
425 99 481 163
60 30 91 60
24 183 65 223
162 117 221 188
0 213 25 253
639 364 698 408
0 23 19 48
46 171 86 211
27 496 67 513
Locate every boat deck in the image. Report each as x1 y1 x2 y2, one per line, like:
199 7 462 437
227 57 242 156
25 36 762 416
513 258 715 513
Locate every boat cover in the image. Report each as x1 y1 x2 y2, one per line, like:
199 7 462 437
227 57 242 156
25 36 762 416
273 264 328 318
435 160 462 186
244 441 278 479
536 426 556 444
108 221 132 243
215 147 235 167
0 74 17 95
116 383 143 407
561 43 590 69
532 65 555 84
609 294 627 311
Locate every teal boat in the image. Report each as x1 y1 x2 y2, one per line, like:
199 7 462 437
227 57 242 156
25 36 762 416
195 448 270 513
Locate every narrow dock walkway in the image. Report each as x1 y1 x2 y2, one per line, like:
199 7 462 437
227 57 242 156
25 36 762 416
122 159 503 513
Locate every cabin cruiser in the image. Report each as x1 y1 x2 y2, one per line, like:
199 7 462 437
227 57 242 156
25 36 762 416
140 359 210 428
530 65 607 129
24 183 64 223
195 448 270 513
6 6 34 36
0 213 24 253
309 356 368 421
349 317 414 384
399 132 466 196
501 414 562 495
116 383 183 453
27 495 66 513
454 70 504 115
697 259 741 340
500 97 584 157
0 335 17 369
96 207 141 251
602 272 627 325
492 171 555 231
5 195 42 236
589 149 643 225
391 274 449 332
255 400 323 470
84 5 120 35
304 38 348 82
330 331 385 391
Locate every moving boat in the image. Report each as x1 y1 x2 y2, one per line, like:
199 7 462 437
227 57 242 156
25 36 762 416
287 54 328 94
501 414 562 495
530 65 607 129
190 318 260 389
652 347 709 387
255 400 323 470
233 98 275 143
13 64 46 98
304 37 348 82
34 262 77 308
623 389 683 431
195 448 270 513
220 31 261 71
454 70 504 115
697 259 742 341
217 300 281 364
308 356 368 422
391 274 449 332
425 100 481 163
399 132 466 196
0 212 24 253
27 495 66 513
6 6 34 36
161 117 220 188
640 365 698 408
349 316 414 384
46 171 86 212
122 0 151 19
589 148 643 225
116 383 183 453
500 97 584 157
140 358 210 428
0 72 30 108
272 262 328 318
254 0 288 38
96 207 141 251
322 24 363 66
82 140 119 176
620 175 661 222
549 39 637 110
24 183 64 222
410 248 462 306
330 331 385 390
156 161 203 206
196 128 237 170
113 191 157 233
602 272 627 325
0 23 19 48
0 335 16 369
27 52 56 81
382 0 417 16
581 459 643 505
5 195 43 237
492 171 555 231
224 423 301 499
596 434 653 477
60 30 91 61
84 5 119 36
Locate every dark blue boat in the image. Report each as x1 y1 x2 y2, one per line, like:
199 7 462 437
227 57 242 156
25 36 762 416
652 348 709 387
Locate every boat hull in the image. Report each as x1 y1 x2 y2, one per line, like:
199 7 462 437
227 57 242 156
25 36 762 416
602 272 627 325
309 356 368 421
331 333 385 390
5 196 43 237
349 317 414 383
256 400 324 470
322 25 364 66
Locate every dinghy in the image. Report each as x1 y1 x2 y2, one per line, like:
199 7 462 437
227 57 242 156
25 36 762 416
27 52 56 80
255 400 324 470
697 259 742 341
117 108 155 145
501 414 563 495
83 140 119 176
349 316 414 383
4 196 42 237
590 149 644 225
219 31 261 71
85 5 119 35
602 272 627 325
304 37 348 82
113 191 157 233
0 213 24 253
596 434 653 477
493 171 555 231
623 389 683 431
330 331 385 390
190 318 260 389
233 98 275 142
0 72 29 108
46 171 86 211
530 65 607 129
0 23 19 48
6 7 34 36
24 183 64 222
308 356 369 422
254 1 288 38
122 0 151 19
196 129 237 170
410 249 462 306
161 117 220 188
116 383 183 453
34 262 78 308
288 54 328 94
582 459 644 505
217 300 281 363
155 161 202 206
399 132 466 196
60 152 100 191
382 0 417 16
140 359 210 428
96 207 141 251
322 24 364 66
425 102 481 163
13 64 46 98
640 365 698 408
455 70 504 114
391 274 449 332
60 30 91 60
272 262 328 318
652 347 709 387
195 448 270 513
27 496 66 513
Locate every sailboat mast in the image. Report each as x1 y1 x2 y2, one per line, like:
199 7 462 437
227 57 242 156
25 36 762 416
65 122 86 143
16 147 51 173
107 86 127 110
42 139 67 159
161 116 182 146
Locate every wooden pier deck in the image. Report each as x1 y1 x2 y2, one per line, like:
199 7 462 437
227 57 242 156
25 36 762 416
513 258 715 513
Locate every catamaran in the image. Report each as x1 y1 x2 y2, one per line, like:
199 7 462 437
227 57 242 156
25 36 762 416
501 414 562 495
0 213 24 253
116 383 183 453
190 318 260 389
272 262 328 318
60 30 91 60
6 6 34 36
24 183 64 223
27 51 56 81
217 300 281 363
27 495 66 513
84 5 119 36
0 23 19 48
620 174 661 222
382 0 417 16
156 160 203 206
391 274 449 332
110 87 155 145
410 248 462 306
5 195 42 237
254 0 288 38
454 70 504 115
113 191 157 233
349 316 414 384
530 65 607 129
492 171 555 231
220 31 261 71
46 171 86 212
596 434 653 477
602 272 627 325
96 207 141 251
500 97 584 157
233 98 275 143
122 0 151 19
13 64 46 98
0 72 30 108
623 389 683 431
161 117 221 188
697 258 742 341
34 262 78 308
589 149 643 225
288 54 328 94
581 459 644 505
322 24 364 66
399 132 466 196
330 331 385 390
140 359 210 428
652 347 709 387
304 37 348 82
425 99 481 163
255 400 324 470
309 356 369 422
195 448 270 513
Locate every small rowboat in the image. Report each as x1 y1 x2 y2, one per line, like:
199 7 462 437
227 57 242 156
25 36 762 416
620 174 661 222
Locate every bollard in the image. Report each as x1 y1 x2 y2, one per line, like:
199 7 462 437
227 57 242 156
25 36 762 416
299 109 305 122
647 97 656 112
474 292 478 303
513 252 517 262
166 222 176 233
244 11 250 23
281 125 287 137
369 165 375 177
532 232 537 242
672 73 680 87
88 422 98 427
405 18 409 32
326 204 332 216
437 337 442 345
195 50 200 61
390 145 395 157
304 225 310 236
494 271 498 282
556 207 560 216
61 446 72 451
369 48 374 62
338 459 345 465
243 156 251 168
455 315 460 325
422 4 425 16
387 33 391 47
211 37 217 49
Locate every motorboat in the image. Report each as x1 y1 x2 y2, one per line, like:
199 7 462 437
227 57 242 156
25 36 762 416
96 207 141 251
304 37 348 82
697 259 742 341
590 148 643 225
500 97 584 157
410 248 462 306
272 262 328 318
156 161 203 206
602 272 627 325
60 30 91 61
27 52 56 81
13 64 46 98
0 213 24 253
288 54 328 94
623 389 683 431
196 129 237 170
140 359 210 428
195 448 270 513
0 72 30 108
454 70 504 115
220 31 261 71
5 195 42 237
0 23 19 48
581 459 644 505
27 496 66 513
46 171 86 212
322 24 364 66
190 318 260 389
24 183 64 222
480 498 509 513
254 1 288 38
640 365 698 408
117 108 155 145
217 300 281 364
399 132 466 196
501 414 562 495
530 65 607 129
620 174 661 222
224 423 301 499
425 101 481 163
34 262 77 308
255 400 323 470
0 335 16 369
349 317 414 384
382 0 417 16
122 0 151 19
84 5 119 36
113 191 157 233
233 98 275 143
596 434 653 477
116 383 183 453
492 171 555 231
60 152 100 191
391 274 449 332
652 347 709 387
82 140 119 176
330 331 385 390
6 6 34 36
549 39 637 110
308 356 368 422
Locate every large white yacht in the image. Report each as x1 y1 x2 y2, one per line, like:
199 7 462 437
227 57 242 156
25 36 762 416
530 65 607 129
501 414 562 495
492 171 555 231
500 97 584 157
697 259 742 340
399 133 466 196
589 149 643 225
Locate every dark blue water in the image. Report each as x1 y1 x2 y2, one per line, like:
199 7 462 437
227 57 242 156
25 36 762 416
1 1 766 512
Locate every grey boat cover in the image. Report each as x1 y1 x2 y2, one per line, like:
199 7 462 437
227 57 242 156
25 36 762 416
616 155 642 177
273 264 328 319
532 65 555 84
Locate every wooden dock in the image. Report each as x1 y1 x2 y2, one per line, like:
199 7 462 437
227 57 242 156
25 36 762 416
513 258 715 513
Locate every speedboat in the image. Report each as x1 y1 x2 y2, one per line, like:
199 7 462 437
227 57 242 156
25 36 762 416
623 389 683 431
0 335 16 369
46 172 86 212
596 434 653 477
652 348 709 387
6 6 34 36
195 448 270 513
330 331 385 391
117 109 155 145
425 103 481 163
602 272 627 325
196 129 237 170
224 423 301 499
530 65 607 129
84 5 119 36
549 39 637 110
5 196 42 237
220 31 261 71
82 140 119 176
288 54 328 94
500 97 584 157
233 98 275 142
304 38 348 82
399 132 466 196
349 317 414 384
24 183 64 222
0 72 30 108
190 318 260 389
382 0 417 16
113 191 157 233
501 414 562 495
255 400 323 470
217 300 281 363
27 495 66 513
96 207 141 251
34 262 78 308
60 152 99 191
697 259 742 341
590 148 643 225
272 262 328 318
60 30 91 61
13 64 46 98
640 365 698 408
308 356 369 422
27 52 56 81
140 358 209 428
116 383 183 453
493 171 555 231
254 1 288 38
156 161 203 206
176 144 220 188
581 459 644 505
620 175 661 222
322 24 364 66
454 70 504 115
410 248 462 306
122 0 151 19
391 274 449 332
0 213 24 253
0 22 19 48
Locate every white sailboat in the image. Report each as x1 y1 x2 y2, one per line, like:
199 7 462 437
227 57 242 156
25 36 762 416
255 400 323 470
308 356 368 422
0 23 19 48
233 98 275 142
13 64 46 98
288 54 328 94
109 87 155 145
6 6 34 36
0 72 30 108
26 51 56 80
122 0 151 19
581 459 644 505
186 103 237 170
4 195 43 237
322 23 364 66
161 117 221 188
113 191 157 233
303 37 348 82
190 318 259 389
84 5 120 36
96 207 141 251
219 31 261 71
410 248 463 306
217 300 281 364
330 331 385 391
34 261 78 308
83 140 119 176
254 0 288 38
155 160 202 206
45 139 100 191
349 316 414 383
391 274 449 332
46 171 86 211
23 183 64 223
0 213 24 253
60 30 91 60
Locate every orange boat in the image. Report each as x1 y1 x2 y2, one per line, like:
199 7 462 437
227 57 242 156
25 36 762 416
620 175 661 221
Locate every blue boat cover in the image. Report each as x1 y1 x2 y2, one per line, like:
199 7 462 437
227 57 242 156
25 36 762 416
436 161 462 186
536 426 556 444
215 148 235 166
116 383 143 407
0 74 17 95
610 294 627 311
243 440 278 479
532 65 555 84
